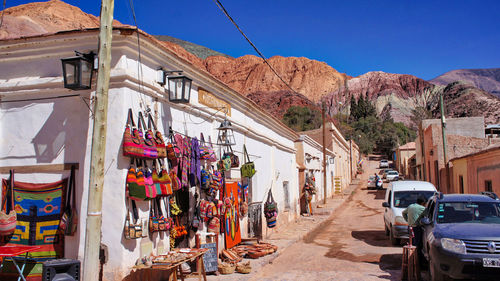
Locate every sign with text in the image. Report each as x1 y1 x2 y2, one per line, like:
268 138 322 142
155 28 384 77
198 88 231 116
200 243 218 272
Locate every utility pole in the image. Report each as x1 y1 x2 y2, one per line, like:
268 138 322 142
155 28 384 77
440 94 450 192
83 1 114 281
322 102 327 204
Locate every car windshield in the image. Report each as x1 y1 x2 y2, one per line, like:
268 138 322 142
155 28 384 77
394 191 435 208
369 176 375 180
436 202 500 224
388 171 398 175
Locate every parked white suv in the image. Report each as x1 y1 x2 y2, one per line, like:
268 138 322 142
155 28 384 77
385 170 399 181
382 181 437 245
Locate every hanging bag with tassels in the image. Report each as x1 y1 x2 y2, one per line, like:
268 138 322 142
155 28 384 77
0 170 17 236
143 160 157 199
240 144 256 178
153 159 172 196
127 159 147 200
138 112 158 159
264 189 278 228
148 112 167 158
123 108 145 158
59 165 78 236
199 133 216 161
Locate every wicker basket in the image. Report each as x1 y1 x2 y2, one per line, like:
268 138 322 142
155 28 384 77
236 262 251 274
218 263 236 275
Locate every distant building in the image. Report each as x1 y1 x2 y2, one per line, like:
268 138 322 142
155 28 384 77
450 143 500 194
415 117 500 193
485 124 500 138
395 142 416 178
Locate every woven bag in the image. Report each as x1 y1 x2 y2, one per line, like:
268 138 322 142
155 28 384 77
0 170 16 236
123 108 145 158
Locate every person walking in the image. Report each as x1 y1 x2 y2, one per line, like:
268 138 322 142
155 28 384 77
402 196 427 266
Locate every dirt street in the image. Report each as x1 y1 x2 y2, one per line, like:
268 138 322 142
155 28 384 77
250 158 403 281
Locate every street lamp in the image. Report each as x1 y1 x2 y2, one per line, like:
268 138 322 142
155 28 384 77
167 71 192 103
61 51 96 90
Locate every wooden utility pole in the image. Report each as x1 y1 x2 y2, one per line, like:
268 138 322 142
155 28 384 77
83 1 114 281
440 94 450 192
322 102 327 204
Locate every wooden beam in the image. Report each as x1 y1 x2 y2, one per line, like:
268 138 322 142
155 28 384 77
0 163 79 174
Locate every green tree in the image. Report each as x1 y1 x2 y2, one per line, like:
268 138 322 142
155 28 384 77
282 106 322 131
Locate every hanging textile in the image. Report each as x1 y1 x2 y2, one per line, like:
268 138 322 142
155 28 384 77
224 182 241 249
1 177 67 280
190 137 201 186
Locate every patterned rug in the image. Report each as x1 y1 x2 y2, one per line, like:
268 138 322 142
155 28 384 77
1 178 67 281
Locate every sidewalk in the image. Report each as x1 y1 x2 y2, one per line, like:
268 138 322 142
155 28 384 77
207 177 361 281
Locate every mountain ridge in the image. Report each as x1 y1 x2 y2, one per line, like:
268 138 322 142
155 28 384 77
430 68 500 98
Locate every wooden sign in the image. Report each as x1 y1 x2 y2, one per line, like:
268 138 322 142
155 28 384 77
198 88 231 116
200 243 218 273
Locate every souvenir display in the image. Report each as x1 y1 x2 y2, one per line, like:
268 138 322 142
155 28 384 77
199 133 216 162
138 112 158 159
224 182 241 249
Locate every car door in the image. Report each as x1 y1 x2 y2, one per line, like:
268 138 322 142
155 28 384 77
422 199 436 260
384 188 392 228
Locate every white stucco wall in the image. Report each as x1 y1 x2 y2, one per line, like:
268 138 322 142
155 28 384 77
1 29 300 280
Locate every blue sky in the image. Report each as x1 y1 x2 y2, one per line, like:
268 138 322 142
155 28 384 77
7 0 500 79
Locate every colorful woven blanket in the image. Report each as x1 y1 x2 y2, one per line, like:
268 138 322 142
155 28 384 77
1 178 67 281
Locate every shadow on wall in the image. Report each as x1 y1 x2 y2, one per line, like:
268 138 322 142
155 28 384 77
1 95 92 260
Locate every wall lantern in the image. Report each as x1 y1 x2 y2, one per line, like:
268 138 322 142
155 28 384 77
216 119 236 146
329 157 335 164
165 70 192 103
61 51 96 90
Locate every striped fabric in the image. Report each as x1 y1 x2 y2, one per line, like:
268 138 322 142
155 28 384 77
1 178 67 281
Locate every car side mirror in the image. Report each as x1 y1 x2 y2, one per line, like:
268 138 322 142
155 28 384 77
382 202 390 208
420 217 431 225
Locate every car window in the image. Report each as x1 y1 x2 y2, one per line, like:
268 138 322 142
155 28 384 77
426 200 435 220
436 202 500 224
388 191 392 205
393 191 435 208
388 171 398 175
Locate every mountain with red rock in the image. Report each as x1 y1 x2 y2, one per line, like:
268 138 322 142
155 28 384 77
431 68 500 98
2 0 499 126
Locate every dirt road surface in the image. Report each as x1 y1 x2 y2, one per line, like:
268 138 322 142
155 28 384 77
250 158 403 281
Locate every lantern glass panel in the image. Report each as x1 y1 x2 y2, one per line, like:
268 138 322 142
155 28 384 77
80 59 93 88
63 59 79 86
183 78 192 101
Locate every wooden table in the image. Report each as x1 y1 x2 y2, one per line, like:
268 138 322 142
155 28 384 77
134 248 208 281
0 245 41 281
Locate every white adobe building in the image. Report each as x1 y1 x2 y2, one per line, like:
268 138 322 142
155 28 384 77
0 26 354 280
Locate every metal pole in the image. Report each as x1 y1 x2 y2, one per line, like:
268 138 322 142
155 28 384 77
440 94 450 192
83 1 114 281
322 102 327 204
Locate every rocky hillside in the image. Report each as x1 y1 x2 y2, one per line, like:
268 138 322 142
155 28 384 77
203 55 349 103
433 81 500 124
0 0 125 39
431 68 500 98
154 35 231 60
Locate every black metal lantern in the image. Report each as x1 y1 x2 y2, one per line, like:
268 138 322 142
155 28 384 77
61 51 95 90
168 74 192 103
216 119 236 146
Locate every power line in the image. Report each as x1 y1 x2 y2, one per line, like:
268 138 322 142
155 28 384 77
211 0 298 96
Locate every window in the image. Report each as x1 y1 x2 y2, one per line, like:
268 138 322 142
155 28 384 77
459 176 464 194
283 181 290 210
485 180 493 192
388 191 392 206
393 191 435 208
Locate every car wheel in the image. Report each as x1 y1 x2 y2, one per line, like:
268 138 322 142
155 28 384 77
389 226 400 246
429 257 445 281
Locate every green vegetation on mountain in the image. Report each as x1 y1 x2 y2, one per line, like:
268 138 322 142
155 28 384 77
282 106 322 132
154 35 231 59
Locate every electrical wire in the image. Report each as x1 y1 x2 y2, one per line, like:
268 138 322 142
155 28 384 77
127 0 149 112
211 0 299 96
0 94 81 103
